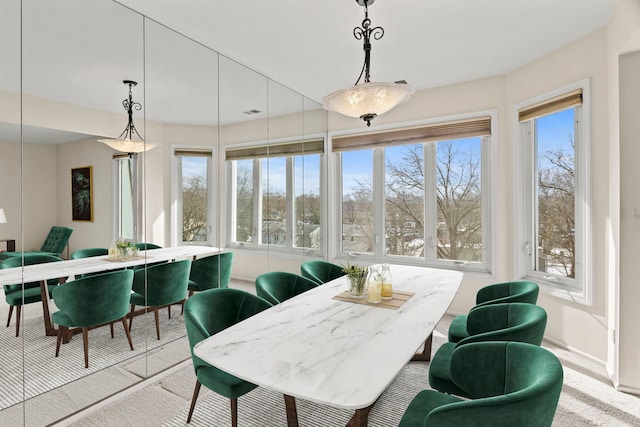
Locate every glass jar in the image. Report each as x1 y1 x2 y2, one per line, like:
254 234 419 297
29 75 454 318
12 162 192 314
380 264 393 300
108 240 118 260
367 266 382 304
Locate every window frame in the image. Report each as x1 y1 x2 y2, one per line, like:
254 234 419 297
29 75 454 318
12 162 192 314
515 79 592 304
170 145 217 247
112 153 139 241
330 112 496 273
225 135 325 256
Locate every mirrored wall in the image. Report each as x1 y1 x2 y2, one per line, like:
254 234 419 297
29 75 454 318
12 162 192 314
0 0 327 424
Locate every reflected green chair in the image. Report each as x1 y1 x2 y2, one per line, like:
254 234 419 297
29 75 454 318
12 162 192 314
128 259 191 340
70 247 108 259
134 242 162 250
448 280 539 343
184 288 272 425
300 260 345 285
255 271 318 305
399 341 563 427
52 269 135 368
0 226 73 260
429 302 547 397
1 254 62 336
188 252 234 295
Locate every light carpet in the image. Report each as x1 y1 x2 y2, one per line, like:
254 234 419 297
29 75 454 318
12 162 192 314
0 308 187 410
163 332 640 427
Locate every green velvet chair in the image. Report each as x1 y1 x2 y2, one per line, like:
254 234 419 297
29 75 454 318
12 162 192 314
51 269 135 368
1 254 62 336
70 247 108 259
255 271 318 305
134 242 162 250
0 226 73 260
188 252 234 295
300 260 346 285
448 280 539 343
184 288 272 425
128 259 191 340
429 302 547 397
399 341 563 427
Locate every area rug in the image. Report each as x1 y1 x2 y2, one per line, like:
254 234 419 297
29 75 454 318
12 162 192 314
0 310 187 410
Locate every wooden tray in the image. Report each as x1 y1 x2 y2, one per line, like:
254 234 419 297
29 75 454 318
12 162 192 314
332 289 415 310
103 255 151 263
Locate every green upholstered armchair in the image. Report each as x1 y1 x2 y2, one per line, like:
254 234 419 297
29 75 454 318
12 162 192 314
0 226 73 260
70 247 108 259
184 288 272 425
255 271 318 305
1 254 62 336
429 302 547 397
188 252 234 295
300 260 346 285
398 341 563 427
134 242 162 250
128 259 191 340
448 280 539 343
51 269 135 368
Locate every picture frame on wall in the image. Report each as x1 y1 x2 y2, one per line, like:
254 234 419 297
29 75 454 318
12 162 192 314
71 166 93 221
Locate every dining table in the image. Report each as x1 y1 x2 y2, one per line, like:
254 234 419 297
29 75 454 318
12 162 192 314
194 264 463 427
0 245 220 338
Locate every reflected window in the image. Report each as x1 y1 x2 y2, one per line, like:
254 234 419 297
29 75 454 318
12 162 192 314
173 148 214 245
226 138 323 254
113 154 138 240
342 149 374 254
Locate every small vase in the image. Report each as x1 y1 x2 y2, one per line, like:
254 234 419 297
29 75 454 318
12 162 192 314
348 274 368 298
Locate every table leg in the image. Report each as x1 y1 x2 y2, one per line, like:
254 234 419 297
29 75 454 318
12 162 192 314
411 333 433 362
39 279 58 337
283 394 299 427
346 402 376 427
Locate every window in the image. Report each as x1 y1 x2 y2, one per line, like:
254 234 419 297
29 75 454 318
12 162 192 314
334 115 492 271
518 84 590 300
226 138 323 254
112 154 138 240
173 148 214 245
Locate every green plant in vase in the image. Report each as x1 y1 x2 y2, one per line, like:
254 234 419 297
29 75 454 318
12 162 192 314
342 262 369 298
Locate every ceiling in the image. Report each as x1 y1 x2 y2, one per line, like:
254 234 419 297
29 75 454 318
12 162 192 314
0 0 617 144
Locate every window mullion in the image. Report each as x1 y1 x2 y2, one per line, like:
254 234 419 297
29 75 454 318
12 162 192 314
286 157 294 250
374 148 385 257
424 143 437 262
253 159 262 245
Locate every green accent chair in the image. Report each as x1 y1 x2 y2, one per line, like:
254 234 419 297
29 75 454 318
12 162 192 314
255 271 318 305
128 259 191 340
448 280 539 343
188 252 234 295
300 260 346 285
184 288 272 425
52 269 135 368
429 302 547 397
0 226 73 260
1 254 62 336
70 247 108 259
134 242 162 250
398 341 563 427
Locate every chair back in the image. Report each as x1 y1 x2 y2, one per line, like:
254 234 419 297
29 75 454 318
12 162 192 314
461 302 547 346
1 254 62 293
134 242 162 250
255 271 318 305
189 252 234 291
51 269 134 328
132 259 191 306
40 226 73 255
71 247 108 259
476 280 539 306
300 260 346 285
184 288 272 372
427 341 563 426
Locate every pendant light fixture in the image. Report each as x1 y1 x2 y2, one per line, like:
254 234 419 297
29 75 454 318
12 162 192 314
98 80 155 153
322 0 414 126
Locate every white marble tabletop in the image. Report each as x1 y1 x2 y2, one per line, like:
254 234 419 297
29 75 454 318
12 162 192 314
194 264 462 411
0 245 221 285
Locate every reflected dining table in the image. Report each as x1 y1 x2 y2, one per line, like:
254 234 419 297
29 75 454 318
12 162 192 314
194 264 462 427
0 246 220 337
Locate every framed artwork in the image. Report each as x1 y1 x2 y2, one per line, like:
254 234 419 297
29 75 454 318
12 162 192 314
71 166 93 221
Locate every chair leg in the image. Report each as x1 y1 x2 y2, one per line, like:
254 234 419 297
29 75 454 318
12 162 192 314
411 333 433 362
121 317 134 351
82 327 89 368
110 322 115 338
128 304 136 331
154 307 161 340
186 380 202 423
7 306 13 327
15 305 21 337
55 326 67 357
168 305 172 319
231 397 238 427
